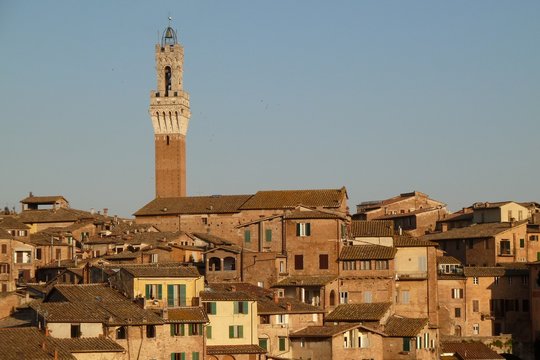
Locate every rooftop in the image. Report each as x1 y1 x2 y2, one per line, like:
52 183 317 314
325 302 392 322
350 220 394 237
134 195 252 216
339 245 396 260
239 188 347 210
383 316 428 337
422 221 527 242
289 323 362 338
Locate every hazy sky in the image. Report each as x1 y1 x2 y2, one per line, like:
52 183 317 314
1 1 539 217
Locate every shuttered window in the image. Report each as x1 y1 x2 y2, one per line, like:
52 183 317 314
319 254 328 269
265 229 272 242
294 255 303 270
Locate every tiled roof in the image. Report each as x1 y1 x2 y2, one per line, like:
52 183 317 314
422 222 526 242
51 337 124 353
325 303 392 322
46 284 127 302
167 307 208 323
192 232 233 246
439 210 473 223
273 275 337 287
283 209 343 220
383 316 427 337
339 245 396 260
463 265 528 277
18 208 96 224
0 217 30 230
207 282 322 314
442 342 504 359
121 265 200 278
350 220 394 237
21 195 67 204
394 234 437 247
375 207 441 220
134 195 252 216
437 256 462 265
0 327 75 359
103 251 139 260
200 290 257 301
289 323 362 338
0 228 13 239
239 188 347 210
207 344 267 355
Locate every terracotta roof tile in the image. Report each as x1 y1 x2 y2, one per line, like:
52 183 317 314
339 245 396 260
192 232 233 246
0 327 75 359
462 265 528 277
18 208 96 224
273 275 338 287
167 307 208 323
437 256 462 265
283 209 344 220
207 344 266 355
394 234 437 247
375 207 441 220
422 222 526 242
383 316 427 337
0 228 13 239
289 323 362 338
325 302 392 322
442 342 504 359
350 220 394 237
0 217 30 230
239 188 347 210
121 265 200 278
51 337 124 353
134 195 252 216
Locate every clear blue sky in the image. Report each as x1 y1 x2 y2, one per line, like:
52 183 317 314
1 1 539 217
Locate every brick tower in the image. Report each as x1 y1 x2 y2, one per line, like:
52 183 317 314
149 23 191 198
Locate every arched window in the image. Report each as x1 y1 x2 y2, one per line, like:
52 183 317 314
209 257 221 271
164 66 172 96
224 257 236 271
454 325 461 337
329 290 336 306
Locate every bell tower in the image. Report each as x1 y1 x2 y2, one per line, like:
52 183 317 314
149 22 191 198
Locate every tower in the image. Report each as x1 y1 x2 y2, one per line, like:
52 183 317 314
149 23 191 198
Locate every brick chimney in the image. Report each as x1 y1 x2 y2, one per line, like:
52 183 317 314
273 291 279 304
286 302 292 311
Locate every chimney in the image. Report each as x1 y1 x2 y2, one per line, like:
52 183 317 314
230 285 236 292
54 349 58 360
273 291 279 304
103 208 108 217
162 308 168 320
286 302 292 311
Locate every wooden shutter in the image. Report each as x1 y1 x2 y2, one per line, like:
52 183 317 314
296 223 301 236
192 352 199 360
244 230 251 242
167 285 175 307
319 254 328 269
180 324 185 336
157 285 163 299
295 255 303 270
233 301 239 314
211 302 216 315
305 223 311 236
179 284 186 306
265 229 272 242
238 325 243 338
145 285 151 300
229 325 234 338
279 337 286 351
206 325 212 339
170 324 175 336
403 337 411 352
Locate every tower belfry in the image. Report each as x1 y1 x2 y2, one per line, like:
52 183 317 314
149 21 191 198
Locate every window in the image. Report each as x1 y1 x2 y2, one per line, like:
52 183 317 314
276 314 288 324
116 326 126 339
472 300 479 312
244 229 251 243
339 291 348 304
259 338 268 350
494 276 500 285
192 352 200 360
454 308 461 318
35 248 42 260
260 315 270 324
150 254 158 263
403 337 411 352
520 238 525 248
205 302 217 315
188 324 201 335
229 325 243 338
508 277 512 285
518 210 523 221
234 301 249 314
329 290 336 306
523 299 530 312
531 235 539 241
170 324 185 336
468 239 474 249
146 325 156 338
424 333 430 349
265 229 272 242
279 337 287 351
202 217 208 225
401 290 410 305
522 276 529 285
167 284 186 307
209 257 221 271
0 264 9 274
145 284 163 300
294 255 303 270
375 260 388 270
363 291 372 303
70 324 81 338
319 254 328 269
451 289 464 299
473 324 479 335
296 223 311 237
14 251 31 264
500 240 511 255
416 336 422 349
359 333 369 348
279 261 285 273
1 244 6 254
508 210 513 221
223 257 236 271
473 277 479 285
206 325 212 339
171 353 186 360
359 260 371 270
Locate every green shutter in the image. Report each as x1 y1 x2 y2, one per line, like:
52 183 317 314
206 325 212 339
279 337 286 351
259 338 268 350
157 284 163 299
243 301 249 314
145 284 151 300
296 223 300 236
211 302 216 315
167 285 175 307
192 352 199 360
170 324 175 336
306 223 311 236
238 325 243 338
403 337 411 352
234 301 239 314
265 229 272 242
171 354 175 360
229 325 234 338
180 324 185 336
180 353 186 360
179 284 186 306
244 230 251 243
537 252 540 261
188 324 193 336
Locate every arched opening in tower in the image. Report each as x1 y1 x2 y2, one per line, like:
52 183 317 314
164 66 172 96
